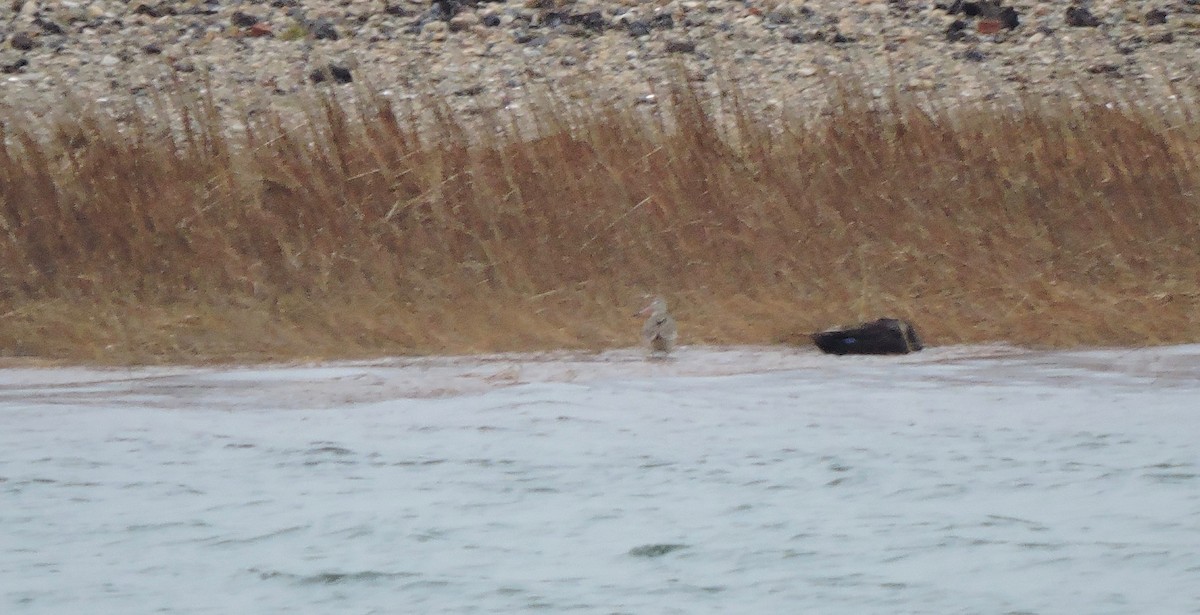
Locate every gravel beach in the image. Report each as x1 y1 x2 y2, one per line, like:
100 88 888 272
4 0 1200 123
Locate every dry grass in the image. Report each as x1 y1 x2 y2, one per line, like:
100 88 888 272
1 78 1198 364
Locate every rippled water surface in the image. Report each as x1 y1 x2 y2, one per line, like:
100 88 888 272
2 345 1199 614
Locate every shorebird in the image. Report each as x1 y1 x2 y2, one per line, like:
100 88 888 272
636 296 678 356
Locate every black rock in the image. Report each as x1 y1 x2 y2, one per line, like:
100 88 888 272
34 17 64 35
513 31 546 46
939 0 965 14
1145 9 1168 26
540 11 567 28
9 32 34 51
183 3 219 16
648 13 674 29
945 19 968 42
784 30 808 44
961 1 982 17
329 64 353 83
453 84 485 96
311 19 340 40
664 39 696 53
132 2 165 18
1 55 28 74
812 319 924 355
481 13 501 27
309 63 353 84
432 0 460 20
626 20 651 37
231 11 259 27
142 42 163 54
1065 6 1101 27
571 11 606 32
961 47 985 62
1086 63 1120 75
998 6 1019 29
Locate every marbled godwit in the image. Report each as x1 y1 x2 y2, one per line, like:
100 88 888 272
636 296 678 356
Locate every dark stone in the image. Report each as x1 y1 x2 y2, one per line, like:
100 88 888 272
541 11 567 28
1 55 28 74
183 3 219 16
626 20 651 37
9 32 34 51
961 1 982 17
571 10 606 32
998 6 1019 29
328 64 353 83
35 17 64 35
432 0 459 20
888 0 916 16
1065 6 1101 27
648 13 674 29
945 19 968 42
829 30 851 44
271 0 301 7
513 31 546 46
231 11 259 28
384 3 407 16
961 47 985 62
939 0 964 14
664 39 696 53
481 13 500 27
453 84 485 96
784 30 808 44
309 63 353 84
142 42 163 54
1148 31 1174 44
812 319 924 355
132 3 165 18
311 19 340 40
1145 9 1168 26
1086 63 1120 75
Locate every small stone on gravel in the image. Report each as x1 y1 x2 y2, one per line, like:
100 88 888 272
311 19 340 40
664 40 696 54
231 12 259 28
310 63 353 84
1065 6 1101 28
10 32 35 51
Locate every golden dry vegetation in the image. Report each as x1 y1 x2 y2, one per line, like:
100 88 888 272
1 79 1198 364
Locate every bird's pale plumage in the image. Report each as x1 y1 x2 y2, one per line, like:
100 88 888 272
636 296 677 355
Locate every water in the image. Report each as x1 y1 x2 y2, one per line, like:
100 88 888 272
2 346 1198 614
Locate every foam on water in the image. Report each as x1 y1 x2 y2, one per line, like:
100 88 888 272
1 345 1198 614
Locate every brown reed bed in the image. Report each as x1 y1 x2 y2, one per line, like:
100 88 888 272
1 79 1198 364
